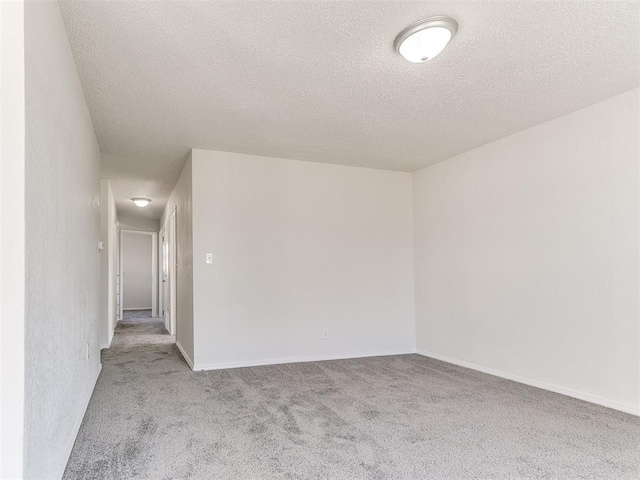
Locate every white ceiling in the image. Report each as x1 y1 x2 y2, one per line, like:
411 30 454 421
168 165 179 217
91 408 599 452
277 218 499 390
60 1 640 220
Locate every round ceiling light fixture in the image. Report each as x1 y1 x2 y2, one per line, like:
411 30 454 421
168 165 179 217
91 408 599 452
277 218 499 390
132 198 151 208
394 16 458 63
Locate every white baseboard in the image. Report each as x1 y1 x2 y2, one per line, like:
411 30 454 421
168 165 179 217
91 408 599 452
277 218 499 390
99 331 114 351
176 341 194 369
56 362 102 480
192 348 415 372
416 349 639 416
122 307 152 311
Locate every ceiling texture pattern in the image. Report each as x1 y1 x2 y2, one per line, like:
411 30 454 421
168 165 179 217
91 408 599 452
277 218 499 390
60 1 640 219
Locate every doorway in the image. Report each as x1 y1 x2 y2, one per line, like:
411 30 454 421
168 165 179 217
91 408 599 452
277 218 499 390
119 230 158 319
160 208 177 335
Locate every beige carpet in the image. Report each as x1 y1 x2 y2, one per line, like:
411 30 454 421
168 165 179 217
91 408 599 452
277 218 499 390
64 312 640 479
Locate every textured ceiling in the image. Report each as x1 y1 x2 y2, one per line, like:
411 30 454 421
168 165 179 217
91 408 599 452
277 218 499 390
60 0 640 219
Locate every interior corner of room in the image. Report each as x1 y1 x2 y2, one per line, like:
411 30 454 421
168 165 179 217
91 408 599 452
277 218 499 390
1 1 638 479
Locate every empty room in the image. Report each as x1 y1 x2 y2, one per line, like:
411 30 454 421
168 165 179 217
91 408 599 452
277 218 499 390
0 1 638 479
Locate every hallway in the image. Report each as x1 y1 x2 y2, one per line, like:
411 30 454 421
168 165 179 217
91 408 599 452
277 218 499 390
112 310 174 347
63 311 184 479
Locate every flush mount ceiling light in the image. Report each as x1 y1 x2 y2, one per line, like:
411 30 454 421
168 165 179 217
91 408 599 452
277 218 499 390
394 16 458 63
132 198 151 208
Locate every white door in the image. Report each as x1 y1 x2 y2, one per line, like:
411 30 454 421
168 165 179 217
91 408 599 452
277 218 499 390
169 209 177 336
161 226 169 330
162 209 177 335
162 231 170 332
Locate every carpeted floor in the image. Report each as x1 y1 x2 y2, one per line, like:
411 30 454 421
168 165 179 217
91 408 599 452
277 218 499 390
113 310 175 347
64 312 640 479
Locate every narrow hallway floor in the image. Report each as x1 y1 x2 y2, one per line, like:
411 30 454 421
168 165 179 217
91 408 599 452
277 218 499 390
112 310 175 347
63 313 639 479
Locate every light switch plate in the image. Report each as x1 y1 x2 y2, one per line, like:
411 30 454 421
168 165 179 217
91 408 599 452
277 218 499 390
205 253 213 264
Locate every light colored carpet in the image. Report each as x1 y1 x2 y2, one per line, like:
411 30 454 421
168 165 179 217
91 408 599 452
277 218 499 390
64 313 640 479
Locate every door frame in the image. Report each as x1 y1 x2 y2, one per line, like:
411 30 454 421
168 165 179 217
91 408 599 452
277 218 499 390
161 208 177 335
119 229 158 319
159 223 165 327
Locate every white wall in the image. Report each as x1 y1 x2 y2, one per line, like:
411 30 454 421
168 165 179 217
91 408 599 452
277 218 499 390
0 1 25 477
160 154 194 364
413 88 639 414
100 179 118 348
23 2 102 478
122 232 153 310
191 150 415 369
118 213 159 232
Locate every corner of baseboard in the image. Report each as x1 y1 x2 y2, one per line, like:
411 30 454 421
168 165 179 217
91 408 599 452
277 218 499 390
100 332 114 351
57 362 102 480
175 341 195 370
416 349 639 417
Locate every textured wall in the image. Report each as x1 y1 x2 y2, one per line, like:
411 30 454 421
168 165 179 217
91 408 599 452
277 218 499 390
413 88 639 414
0 0 26 477
122 232 153 310
160 155 194 364
24 2 102 478
191 150 415 369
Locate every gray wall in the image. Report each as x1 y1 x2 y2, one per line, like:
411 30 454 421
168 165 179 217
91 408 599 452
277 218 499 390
122 232 153 310
24 2 102 478
160 154 194 364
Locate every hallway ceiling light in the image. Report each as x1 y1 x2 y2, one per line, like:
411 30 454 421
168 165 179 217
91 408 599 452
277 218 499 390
394 16 458 63
132 198 151 208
